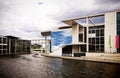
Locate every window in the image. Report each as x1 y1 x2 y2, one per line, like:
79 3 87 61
100 37 104 44
89 25 104 52
79 34 83 42
92 38 95 44
100 29 104 36
96 38 99 44
96 30 99 37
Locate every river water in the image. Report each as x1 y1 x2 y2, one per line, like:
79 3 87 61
0 54 120 78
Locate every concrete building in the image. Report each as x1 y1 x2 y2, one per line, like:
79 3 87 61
0 36 7 54
41 11 120 57
31 39 51 53
0 35 31 55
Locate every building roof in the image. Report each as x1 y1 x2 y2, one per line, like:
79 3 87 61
62 20 78 26
0 35 6 37
41 31 51 36
4 35 19 39
62 11 105 26
59 26 72 29
62 10 120 26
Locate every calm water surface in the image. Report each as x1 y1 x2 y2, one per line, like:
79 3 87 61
0 54 120 78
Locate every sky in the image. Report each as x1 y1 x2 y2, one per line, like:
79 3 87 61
0 0 120 39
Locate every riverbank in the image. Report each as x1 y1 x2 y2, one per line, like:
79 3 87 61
41 53 120 64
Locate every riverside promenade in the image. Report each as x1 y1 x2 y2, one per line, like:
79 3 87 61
41 53 120 64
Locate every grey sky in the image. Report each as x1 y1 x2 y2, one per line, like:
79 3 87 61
0 0 120 39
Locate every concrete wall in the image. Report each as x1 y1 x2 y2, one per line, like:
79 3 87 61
105 12 117 53
50 47 62 56
72 24 79 44
86 53 120 57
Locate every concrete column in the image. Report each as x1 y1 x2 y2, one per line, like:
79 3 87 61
83 28 84 43
1 37 3 54
79 46 81 52
105 12 117 53
72 24 79 44
86 17 89 52
9 38 11 54
45 36 47 54
15 39 16 54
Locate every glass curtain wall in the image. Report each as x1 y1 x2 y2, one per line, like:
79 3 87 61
117 12 120 52
89 25 104 52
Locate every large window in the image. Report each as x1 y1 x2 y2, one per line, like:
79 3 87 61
117 12 120 52
79 34 83 42
89 25 104 52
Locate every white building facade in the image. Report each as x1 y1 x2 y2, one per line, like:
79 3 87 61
63 11 120 54
41 11 120 57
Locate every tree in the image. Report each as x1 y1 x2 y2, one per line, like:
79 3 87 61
31 44 42 49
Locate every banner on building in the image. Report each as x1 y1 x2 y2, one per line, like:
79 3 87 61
115 35 119 48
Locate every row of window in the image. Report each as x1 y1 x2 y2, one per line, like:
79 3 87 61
89 45 104 52
0 50 8 54
0 38 7 44
89 37 104 44
89 26 104 52
89 29 104 36
117 12 120 35
0 45 7 49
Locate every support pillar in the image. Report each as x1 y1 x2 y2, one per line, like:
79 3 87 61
45 36 47 54
86 17 89 52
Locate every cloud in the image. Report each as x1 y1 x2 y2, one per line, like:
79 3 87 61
58 0 120 19
0 0 61 39
92 0 120 13
94 0 120 5
0 0 120 40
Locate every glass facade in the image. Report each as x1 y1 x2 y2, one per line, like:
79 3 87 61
0 37 7 54
117 12 120 52
89 25 104 52
117 12 120 35
0 36 31 55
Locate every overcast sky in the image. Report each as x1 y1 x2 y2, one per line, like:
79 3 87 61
0 0 120 39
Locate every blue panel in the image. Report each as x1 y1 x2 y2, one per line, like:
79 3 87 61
51 31 63 46
63 30 72 44
51 30 72 51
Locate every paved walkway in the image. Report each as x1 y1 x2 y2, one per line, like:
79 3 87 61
41 54 120 64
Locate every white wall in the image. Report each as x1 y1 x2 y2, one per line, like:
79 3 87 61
105 12 117 53
86 53 120 57
72 24 79 44
50 47 62 56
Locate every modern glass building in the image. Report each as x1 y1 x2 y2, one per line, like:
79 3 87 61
0 35 31 55
63 11 120 54
41 11 120 57
0 36 7 54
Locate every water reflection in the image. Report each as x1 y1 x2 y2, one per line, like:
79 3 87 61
0 54 120 78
